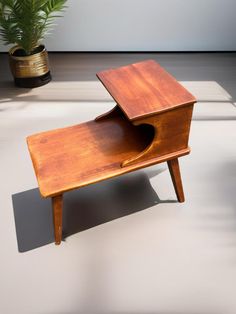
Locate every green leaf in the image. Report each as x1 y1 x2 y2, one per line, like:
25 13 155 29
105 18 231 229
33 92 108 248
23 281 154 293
0 0 68 54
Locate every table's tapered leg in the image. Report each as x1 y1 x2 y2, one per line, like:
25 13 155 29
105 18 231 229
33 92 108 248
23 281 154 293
167 158 185 203
52 194 63 245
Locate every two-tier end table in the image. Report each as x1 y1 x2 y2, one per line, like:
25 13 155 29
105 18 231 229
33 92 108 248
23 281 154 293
27 60 196 245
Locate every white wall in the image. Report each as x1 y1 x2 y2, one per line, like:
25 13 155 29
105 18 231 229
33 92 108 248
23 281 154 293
0 0 236 52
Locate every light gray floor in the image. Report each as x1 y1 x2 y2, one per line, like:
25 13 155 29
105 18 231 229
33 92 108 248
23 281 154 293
0 53 236 314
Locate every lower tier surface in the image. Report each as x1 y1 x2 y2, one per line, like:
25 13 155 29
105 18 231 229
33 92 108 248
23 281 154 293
27 113 189 198
27 115 149 197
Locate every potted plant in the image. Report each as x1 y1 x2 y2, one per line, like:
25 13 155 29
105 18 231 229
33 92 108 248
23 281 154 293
0 0 67 88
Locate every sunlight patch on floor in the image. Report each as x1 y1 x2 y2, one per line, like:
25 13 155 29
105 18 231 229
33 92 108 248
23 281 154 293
181 81 233 102
0 81 235 121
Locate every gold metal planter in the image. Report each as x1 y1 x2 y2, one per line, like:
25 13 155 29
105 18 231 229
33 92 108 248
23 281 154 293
9 45 51 88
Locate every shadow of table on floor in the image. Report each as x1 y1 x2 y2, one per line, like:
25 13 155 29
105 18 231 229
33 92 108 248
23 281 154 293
12 171 176 252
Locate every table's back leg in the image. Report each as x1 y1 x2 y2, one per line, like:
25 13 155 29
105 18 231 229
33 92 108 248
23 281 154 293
52 194 63 245
167 158 185 202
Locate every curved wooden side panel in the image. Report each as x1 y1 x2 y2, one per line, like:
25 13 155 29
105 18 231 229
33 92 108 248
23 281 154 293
95 105 121 122
121 123 156 167
122 104 194 167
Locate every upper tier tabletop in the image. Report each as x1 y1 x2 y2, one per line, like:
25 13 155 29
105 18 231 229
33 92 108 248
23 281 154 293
97 59 196 121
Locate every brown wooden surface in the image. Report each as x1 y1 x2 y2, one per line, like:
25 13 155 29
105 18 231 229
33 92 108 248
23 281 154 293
27 111 151 198
27 108 191 198
97 59 196 121
167 159 185 202
27 60 196 200
26 59 196 244
122 104 193 167
52 195 63 245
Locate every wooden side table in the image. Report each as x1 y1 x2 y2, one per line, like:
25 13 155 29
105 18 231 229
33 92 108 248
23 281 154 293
27 60 196 245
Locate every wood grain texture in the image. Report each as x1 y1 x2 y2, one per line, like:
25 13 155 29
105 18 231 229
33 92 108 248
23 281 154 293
52 195 63 245
26 59 196 244
97 59 196 121
122 104 194 167
27 112 153 198
167 159 185 202
27 107 192 199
